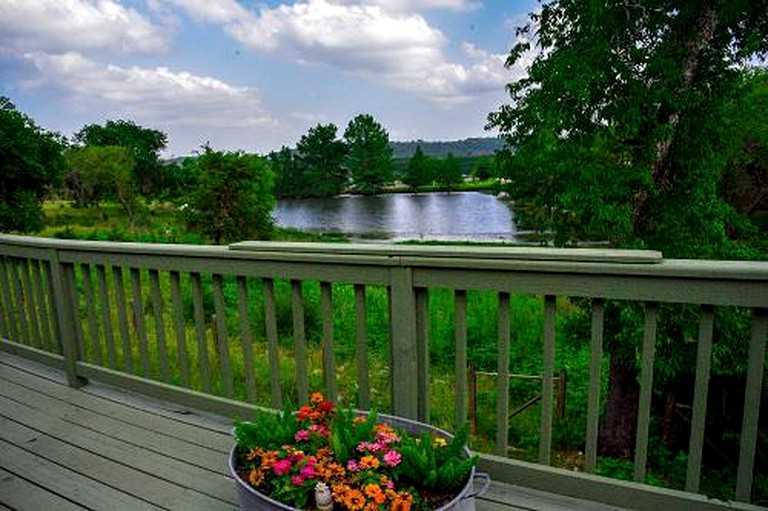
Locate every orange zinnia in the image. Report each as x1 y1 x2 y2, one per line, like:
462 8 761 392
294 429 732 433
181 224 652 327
342 489 366 510
364 483 386 504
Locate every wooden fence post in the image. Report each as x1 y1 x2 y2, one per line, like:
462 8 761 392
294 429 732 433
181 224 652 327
389 266 418 419
48 249 86 388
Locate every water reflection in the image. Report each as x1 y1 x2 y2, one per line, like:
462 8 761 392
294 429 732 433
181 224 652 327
275 192 519 242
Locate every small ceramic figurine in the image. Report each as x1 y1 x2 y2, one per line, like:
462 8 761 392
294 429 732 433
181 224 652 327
315 481 333 510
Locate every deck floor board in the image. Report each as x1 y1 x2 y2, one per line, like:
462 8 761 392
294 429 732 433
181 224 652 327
0 351 620 511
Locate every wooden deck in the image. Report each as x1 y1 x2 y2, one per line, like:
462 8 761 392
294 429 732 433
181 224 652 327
0 351 626 511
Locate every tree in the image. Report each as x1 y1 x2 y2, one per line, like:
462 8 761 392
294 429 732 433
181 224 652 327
296 123 348 197
269 146 303 199
436 153 463 192
403 145 433 190
74 120 169 197
343 114 394 195
64 146 139 226
0 97 65 233
488 1 768 458
185 147 274 244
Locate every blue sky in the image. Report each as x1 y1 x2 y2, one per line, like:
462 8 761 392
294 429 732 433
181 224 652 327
0 0 537 156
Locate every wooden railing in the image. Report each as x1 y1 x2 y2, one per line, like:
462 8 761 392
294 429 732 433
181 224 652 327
0 234 766 510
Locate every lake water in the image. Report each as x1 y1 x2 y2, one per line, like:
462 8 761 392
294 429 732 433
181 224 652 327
275 191 522 242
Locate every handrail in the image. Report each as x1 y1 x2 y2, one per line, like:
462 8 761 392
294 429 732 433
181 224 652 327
0 234 766 510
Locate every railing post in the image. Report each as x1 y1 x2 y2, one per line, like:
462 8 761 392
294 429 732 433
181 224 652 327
389 266 418 419
47 249 86 388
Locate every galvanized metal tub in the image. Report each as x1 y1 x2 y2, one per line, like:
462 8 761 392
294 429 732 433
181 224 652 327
229 412 490 510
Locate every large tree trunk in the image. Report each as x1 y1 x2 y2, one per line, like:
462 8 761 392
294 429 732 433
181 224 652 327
599 348 640 458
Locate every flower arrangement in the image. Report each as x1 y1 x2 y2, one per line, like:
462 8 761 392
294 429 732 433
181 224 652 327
232 393 478 510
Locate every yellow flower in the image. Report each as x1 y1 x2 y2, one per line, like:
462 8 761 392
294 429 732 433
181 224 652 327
433 436 448 447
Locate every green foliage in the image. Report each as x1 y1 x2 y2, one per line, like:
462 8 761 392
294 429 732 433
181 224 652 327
0 97 65 233
296 123 348 197
396 424 477 492
329 408 379 465
269 146 303 199
403 145 434 190
234 407 297 452
488 1 768 254
184 146 275 244
64 146 141 226
435 153 463 191
74 119 171 198
344 114 394 195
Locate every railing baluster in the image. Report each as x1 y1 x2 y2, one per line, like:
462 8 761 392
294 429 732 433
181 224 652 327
355 284 370 410
455 289 468 429
212 274 233 398
149 269 170 383
191 272 211 393
81 264 102 364
264 278 282 408
539 295 556 465
112 266 133 373
96 265 117 369
67 263 85 358
43 261 62 354
585 298 605 472
495 291 511 456
169 271 190 387
0 257 10 340
130 268 151 378
321 281 335 401
11 258 31 345
416 287 429 422
685 304 715 492
736 308 768 502
292 279 308 405
236 276 256 402
0 257 19 342
19 258 42 349
634 301 658 482
32 260 53 351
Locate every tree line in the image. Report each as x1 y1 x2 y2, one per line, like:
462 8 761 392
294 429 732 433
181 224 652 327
269 114 477 199
1 104 483 244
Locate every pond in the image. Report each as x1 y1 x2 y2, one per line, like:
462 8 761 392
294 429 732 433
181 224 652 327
275 191 524 242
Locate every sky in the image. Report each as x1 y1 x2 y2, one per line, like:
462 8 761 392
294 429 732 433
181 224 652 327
0 0 537 157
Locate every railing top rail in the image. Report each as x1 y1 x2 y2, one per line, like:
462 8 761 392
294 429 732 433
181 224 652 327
230 241 664 264
1 235 767 283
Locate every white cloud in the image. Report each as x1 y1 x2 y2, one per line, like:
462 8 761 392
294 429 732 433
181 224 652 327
164 0 249 23
200 0 510 104
23 52 276 131
0 0 166 54
330 0 480 12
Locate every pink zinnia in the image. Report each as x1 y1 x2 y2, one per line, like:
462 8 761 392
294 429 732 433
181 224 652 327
294 429 310 441
383 450 401 467
291 475 304 486
346 459 360 472
300 464 316 479
273 459 292 476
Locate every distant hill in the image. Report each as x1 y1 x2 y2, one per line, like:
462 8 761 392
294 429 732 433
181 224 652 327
390 137 505 159
165 137 506 164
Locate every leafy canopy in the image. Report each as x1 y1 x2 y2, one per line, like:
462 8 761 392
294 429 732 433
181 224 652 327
0 97 65 233
344 114 394 195
488 0 768 257
74 119 171 198
184 147 275 244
